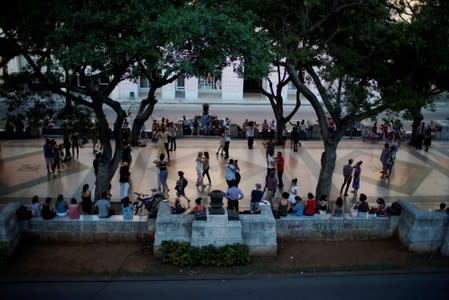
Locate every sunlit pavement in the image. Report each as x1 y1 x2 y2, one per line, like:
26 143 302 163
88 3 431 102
1 137 448 212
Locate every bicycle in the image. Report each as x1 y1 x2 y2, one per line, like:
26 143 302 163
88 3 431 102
133 188 168 217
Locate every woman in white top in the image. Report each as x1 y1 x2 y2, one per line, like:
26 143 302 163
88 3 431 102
195 152 206 189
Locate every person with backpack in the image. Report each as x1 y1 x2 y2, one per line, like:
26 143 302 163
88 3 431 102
175 170 191 207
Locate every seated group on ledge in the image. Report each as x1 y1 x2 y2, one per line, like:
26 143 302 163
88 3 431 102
274 192 390 219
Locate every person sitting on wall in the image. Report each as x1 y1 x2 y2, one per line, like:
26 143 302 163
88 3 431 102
95 191 115 218
316 195 328 215
184 197 205 215
330 197 344 219
370 197 387 217
354 193 369 217
172 198 186 214
291 196 304 217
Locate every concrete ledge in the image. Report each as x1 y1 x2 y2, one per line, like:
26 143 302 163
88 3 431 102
0 203 21 255
398 200 448 253
276 213 398 240
240 206 277 256
22 214 154 242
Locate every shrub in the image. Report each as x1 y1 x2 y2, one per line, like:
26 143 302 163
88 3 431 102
159 241 250 267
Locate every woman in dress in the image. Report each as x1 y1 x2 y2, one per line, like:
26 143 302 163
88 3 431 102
202 151 211 185
351 161 363 193
156 128 166 158
81 184 92 214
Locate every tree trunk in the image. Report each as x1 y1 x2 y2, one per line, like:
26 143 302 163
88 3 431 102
130 87 158 146
275 117 286 146
315 130 342 201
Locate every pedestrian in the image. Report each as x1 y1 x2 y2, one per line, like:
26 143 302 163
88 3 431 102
216 132 225 156
264 171 277 207
223 127 231 159
250 183 263 213
122 143 132 166
71 131 80 159
43 139 54 174
424 125 432 152
291 127 300 152
340 159 353 196
382 150 395 179
266 149 275 180
119 162 130 200
224 183 244 212
246 121 255 149
163 127 171 160
153 153 169 193
416 121 426 150
156 128 166 158
234 159 241 186
202 151 211 186
175 170 191 207
168 122 177 151
195 152 206 190
380 143 390 176
351 161 363 193
263 138 275 159
81 183 92 214
93 152 101 176
276 151 285 189
224 159 236 188
62 133 72 162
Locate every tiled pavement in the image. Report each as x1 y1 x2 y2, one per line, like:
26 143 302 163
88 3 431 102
1 137 448 212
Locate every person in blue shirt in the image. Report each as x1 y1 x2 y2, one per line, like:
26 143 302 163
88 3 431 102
122 197 134 220
224 184 244 212
291 196 304 217
250 183 264 213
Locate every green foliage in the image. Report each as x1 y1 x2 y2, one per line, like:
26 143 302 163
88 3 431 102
159 241 250 268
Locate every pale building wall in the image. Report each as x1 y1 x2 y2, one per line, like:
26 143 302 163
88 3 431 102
185 77 198 100
221 66 243 100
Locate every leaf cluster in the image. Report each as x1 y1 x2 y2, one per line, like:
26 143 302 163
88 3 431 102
159 241 250 268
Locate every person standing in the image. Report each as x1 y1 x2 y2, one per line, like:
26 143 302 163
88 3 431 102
246 121 255 149
223 127 231 159
71 131 80 159
153 153 169 193
424 124 432 152
163 127 171 160
202 152 211 186
416 121 426 150
380 143 390 176
340 159 353 197
266 149 275 180
195 152 206 190
291 127 300 152
351 161 363 193
264 171 277 207
62 133 72 162
216 132 225 156
156 128 166 158
43 139 55 173
175 171 191 207
276 151 285 189
168 122 177 151
224 159 236 188
224 183 244 212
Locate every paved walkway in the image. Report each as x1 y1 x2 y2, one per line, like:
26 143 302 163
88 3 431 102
0 137 448 211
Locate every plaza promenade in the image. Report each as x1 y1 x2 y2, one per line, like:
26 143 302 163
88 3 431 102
1 136 448 212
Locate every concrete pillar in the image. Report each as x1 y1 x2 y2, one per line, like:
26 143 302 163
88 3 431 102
161 81 176 100
185 77 198 100
221 66 243 101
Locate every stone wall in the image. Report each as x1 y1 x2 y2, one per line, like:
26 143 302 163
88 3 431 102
0 203 21 255
276 214 399 240
22 215 154 242
240 206 277 256
398 200 448 253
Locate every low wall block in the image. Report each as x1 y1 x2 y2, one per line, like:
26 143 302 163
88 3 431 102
0 203 21 255
240 206 277 256
398 200 448 253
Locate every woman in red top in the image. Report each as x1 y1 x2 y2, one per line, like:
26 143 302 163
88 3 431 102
276 152 285 189
304 192 316 216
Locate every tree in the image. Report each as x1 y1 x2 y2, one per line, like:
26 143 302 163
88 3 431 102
127 1 271 145
0 0 133 199
380 1 449 146
239 0 411 199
